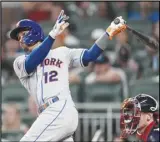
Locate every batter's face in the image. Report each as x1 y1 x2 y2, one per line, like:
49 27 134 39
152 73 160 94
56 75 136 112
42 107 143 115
18 30 30 51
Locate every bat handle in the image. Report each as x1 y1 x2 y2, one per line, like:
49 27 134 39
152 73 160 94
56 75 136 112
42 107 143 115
126 25 132 31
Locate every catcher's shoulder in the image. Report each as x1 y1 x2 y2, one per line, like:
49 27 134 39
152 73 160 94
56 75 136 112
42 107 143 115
148 126 159 141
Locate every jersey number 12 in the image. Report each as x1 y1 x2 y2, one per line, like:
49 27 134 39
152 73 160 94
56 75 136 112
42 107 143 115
44 71 58 83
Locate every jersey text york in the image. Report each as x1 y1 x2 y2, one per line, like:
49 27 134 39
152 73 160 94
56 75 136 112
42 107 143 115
40 58 63 68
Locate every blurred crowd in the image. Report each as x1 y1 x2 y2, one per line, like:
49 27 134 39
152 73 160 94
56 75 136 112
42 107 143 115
1 1 159 141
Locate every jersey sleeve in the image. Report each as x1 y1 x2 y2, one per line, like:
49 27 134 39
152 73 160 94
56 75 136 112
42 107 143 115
13 55 34 79
67 48 86 68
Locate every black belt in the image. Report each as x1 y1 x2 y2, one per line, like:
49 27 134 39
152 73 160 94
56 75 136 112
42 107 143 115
38 96 59 113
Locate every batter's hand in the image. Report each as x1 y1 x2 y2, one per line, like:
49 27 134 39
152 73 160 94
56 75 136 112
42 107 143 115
106 16 127 40
49 10 69 39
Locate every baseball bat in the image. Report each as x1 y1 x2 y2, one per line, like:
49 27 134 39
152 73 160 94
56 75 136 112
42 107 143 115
113 18 159 51
126 25 159 51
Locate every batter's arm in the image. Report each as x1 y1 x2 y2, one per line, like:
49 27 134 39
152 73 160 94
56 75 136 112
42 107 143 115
25 36 55 74
82 33 107 66
25 10 69 74
82 17 126 66
67 34 107 68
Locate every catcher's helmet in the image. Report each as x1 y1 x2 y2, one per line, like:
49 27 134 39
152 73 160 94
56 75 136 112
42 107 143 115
10 19 45 46
120 94 159 138
135 94 158 113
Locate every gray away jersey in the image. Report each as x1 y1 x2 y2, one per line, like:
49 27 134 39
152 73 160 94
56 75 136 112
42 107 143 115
13 46 85 107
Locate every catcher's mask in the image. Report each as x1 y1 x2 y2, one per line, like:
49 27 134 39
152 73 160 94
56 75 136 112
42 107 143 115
120 97 141 138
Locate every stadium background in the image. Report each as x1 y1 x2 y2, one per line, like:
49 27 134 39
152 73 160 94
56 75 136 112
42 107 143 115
1 1 159 142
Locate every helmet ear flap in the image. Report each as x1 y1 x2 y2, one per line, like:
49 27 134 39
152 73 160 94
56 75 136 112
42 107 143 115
22 27 43 46
31 26 39 35
22 29 35 46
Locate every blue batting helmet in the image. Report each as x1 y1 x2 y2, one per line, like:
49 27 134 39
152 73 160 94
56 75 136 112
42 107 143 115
10 19 45 46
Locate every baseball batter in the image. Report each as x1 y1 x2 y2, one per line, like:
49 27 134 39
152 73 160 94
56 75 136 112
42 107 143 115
10 10 126 141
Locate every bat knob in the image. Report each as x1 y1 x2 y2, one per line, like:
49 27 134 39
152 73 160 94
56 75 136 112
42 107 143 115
114 18 120 25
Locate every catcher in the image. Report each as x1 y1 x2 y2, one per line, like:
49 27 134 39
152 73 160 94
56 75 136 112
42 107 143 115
120 94 159 142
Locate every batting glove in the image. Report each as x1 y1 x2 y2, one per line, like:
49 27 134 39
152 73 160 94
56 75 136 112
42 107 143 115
49 10 69 39
106 16 127 40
